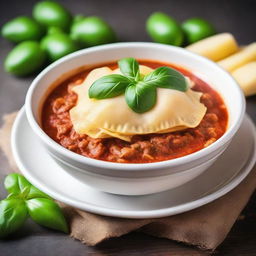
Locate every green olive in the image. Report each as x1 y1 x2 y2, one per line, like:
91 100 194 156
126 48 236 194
70 16 116 47
47 26 63 35
41 31 79 62
72 15 85 25
146 12 183 46
1 16 44 43
4 41 46 76
33 1 72 31
182 18 216 44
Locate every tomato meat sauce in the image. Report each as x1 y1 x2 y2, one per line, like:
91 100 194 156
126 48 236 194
42 60 228 163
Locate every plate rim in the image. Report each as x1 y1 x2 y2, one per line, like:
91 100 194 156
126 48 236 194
11 108 256 219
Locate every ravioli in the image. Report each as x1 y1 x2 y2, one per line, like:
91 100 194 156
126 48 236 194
69 65 207 141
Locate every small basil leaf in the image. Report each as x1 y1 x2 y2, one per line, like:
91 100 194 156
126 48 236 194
143 66 188 92
26 198 68 233
125 82 157 113
89 74 131 99
6 193 19 199
118 57 140 80
4 173 50 200
26 186 51 200
0 199 28 238
20 186 30 198
4 173 31 194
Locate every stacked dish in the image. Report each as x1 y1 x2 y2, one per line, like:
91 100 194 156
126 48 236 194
11 43 256 217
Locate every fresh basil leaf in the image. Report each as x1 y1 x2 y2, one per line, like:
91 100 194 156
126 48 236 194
0 199 28 238
6 193 19 199
20 186 30 198
89 74 131 99
4 173 50 200
143 66 188 92
118 57 140 80
4 173 31 194
26 186 51 200
26 198 68 233
125 82 156 113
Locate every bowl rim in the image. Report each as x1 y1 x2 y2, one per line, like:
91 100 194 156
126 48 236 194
25 42 246 171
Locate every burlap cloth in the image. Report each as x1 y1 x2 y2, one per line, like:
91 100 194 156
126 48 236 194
1 112 256 250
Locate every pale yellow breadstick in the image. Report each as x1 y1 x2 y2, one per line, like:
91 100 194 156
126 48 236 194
186 33 239 61
232 61 256 96
218 43 256 72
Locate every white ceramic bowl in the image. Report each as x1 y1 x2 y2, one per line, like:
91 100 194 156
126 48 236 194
25 42 245 195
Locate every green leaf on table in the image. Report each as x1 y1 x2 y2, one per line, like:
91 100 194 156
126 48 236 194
26 198 69 233
4 173 31 194
0 199 28 238
4 173 50 200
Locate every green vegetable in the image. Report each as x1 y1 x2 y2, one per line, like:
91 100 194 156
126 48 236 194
182 18 216 44
125 83 157 113
1 16 44 43
0 173 68 238
118 58 140 80
143 66 187 91
4 173 50 200
33 1 72 31
70 16 116 47
0 199 28 238
146 12 183 46
89 75 131 99
89 57 188 113
26 198 68 233
4 41 46 76
41 31 79 62
4 173 31 194
47 26 63 35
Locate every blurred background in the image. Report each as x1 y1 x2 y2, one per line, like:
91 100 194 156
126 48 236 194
0 0 256 255
1 0 256 118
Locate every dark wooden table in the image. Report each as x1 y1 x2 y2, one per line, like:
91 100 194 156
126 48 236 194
1 0 256 255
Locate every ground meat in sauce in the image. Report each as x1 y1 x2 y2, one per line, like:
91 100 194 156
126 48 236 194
42 61 228 163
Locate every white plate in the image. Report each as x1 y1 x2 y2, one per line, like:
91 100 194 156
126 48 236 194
12 109 256 219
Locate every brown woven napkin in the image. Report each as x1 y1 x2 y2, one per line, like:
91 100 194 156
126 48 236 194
1 112 256 250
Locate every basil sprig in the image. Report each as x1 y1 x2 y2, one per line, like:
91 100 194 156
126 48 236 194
89 57 188 113
0 173 68 238
118 57 140 80
125 83 157 113
89 74 131 99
